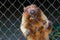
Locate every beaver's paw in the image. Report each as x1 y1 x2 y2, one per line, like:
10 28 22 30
26 29 31 36
47 21 52 30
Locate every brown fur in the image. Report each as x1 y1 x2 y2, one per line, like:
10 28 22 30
20 4 52 40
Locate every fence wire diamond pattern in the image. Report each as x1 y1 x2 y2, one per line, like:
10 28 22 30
0 0 60 40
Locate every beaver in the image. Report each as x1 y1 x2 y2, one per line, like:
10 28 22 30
20 4 52 40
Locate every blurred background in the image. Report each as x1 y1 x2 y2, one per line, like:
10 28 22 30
0 0 60 40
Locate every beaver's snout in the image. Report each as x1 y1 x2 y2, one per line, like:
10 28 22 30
30 10 35 15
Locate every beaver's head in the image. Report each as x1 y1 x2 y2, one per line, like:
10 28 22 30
23 4 41 21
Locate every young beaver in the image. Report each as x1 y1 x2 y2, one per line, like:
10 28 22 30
20 4 52 40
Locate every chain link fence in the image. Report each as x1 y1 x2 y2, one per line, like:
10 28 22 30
0 0 60 40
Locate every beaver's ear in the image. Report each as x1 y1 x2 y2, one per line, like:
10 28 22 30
37 7 42 13
24 7 25 10
24 7 26 12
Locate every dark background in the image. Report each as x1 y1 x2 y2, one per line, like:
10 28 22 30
0 0 60 40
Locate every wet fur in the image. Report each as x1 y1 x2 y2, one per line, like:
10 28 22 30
20 4 52 40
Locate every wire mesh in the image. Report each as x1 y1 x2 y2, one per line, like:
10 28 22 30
0 0 60 40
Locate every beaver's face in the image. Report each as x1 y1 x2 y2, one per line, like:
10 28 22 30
24 4 41 20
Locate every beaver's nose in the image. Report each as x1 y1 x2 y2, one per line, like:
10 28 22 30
30 10 35 15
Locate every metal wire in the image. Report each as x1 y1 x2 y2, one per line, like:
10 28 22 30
0 0 60 40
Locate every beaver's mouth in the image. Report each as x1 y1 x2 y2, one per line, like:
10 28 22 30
29 14 39 20
29 15 36 20
30 16 34 20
